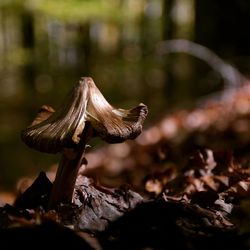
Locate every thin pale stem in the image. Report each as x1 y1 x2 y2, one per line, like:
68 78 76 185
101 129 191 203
48 123 92 210
48 147 86 209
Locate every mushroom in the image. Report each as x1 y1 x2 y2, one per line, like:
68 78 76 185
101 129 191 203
21 77 148 209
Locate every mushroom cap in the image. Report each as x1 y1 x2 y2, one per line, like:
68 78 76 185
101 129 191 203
21 77 148 153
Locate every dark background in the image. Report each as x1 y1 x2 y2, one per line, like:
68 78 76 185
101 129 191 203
1 0 250 191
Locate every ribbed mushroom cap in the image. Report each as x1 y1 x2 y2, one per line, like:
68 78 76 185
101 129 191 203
21 77 148 153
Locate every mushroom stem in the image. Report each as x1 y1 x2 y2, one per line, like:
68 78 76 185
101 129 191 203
48 148 85 209
48 124 92 209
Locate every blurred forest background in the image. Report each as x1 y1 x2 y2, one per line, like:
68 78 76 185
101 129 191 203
1 0 250 192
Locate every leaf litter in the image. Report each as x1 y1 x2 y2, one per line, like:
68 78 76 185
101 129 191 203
2 84 250 249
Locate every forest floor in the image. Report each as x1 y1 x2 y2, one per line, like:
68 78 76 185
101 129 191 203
1 84 250 249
